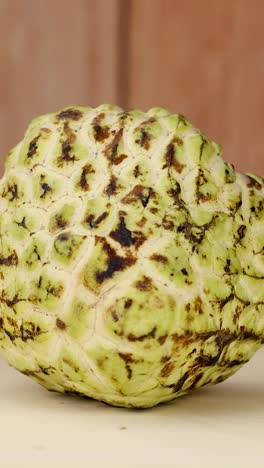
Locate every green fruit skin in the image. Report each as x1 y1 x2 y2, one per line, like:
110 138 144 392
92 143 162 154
0 105 263 408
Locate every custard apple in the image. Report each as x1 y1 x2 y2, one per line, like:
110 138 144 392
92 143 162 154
0 105 263 408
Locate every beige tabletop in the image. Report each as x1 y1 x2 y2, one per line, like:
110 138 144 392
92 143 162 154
0 348 264 468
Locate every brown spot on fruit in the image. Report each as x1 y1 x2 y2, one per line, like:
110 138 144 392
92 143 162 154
160 361 175 378
86 212 108 229
136 130 152 150
161 355 170 363
237 225 246 242
127 326 156 342
124 298 133 309
150 253 168 263
114 153 128 165
194 296 203 314
94 125 110 142
215 331 235 350
57 123 77 166
57 108 83 121
95 238 136 284
2 183 18 201
163 143 186 173
27 135 40 158
122 185 152 208
103 128 123 164
79 164 95 191
40 182 52 198
158 335 168 345
0 251 18 267
56 318 66 330
133 165 141 178
92 113 110 142
118 352 134 364
196 354 219 366
168 371 190 393
106 175 118 196
54 214 68 229
110 214 134 247
134 275 153 291
112 311 119 322
246 175 262 190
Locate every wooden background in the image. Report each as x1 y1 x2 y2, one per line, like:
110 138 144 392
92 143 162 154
0 0 263 175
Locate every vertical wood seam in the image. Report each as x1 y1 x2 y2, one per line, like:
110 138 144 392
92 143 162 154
117 0 131 108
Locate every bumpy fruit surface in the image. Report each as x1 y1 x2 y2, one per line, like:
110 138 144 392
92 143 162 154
0 105 263 408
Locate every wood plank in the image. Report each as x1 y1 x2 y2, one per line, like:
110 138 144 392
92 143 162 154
128 0 264 175
0 0 120 170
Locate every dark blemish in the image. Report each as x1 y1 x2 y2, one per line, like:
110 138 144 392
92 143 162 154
158 335 168 345
40 182 52 199
86 212 108 229
196 354 219 366
55 214 68 229
133 165 141 178
246 175 262 190
114 153 128 165
56 318 66 330
136 217 147 228
118 352 134 363
181 268 188 276
134 276 153 291
2 183 18 201
136 130 152 150
110 214 134 247
168 371 190 393
103 128 123 164
92 112 109 142
160 361 175 378
57 233 70 242
106 175 118 196
227 359 249 367
57 108 83 120
216 293 234 311
224 258 231 274
57 123 77 166
27 135 40 158
122 185 152 208
80 164 95 191
124 298 133 309
15 216 28 231
161 355 170 364
0 251 18 267
194 297 203 314
95 239 136 283
168 182 185 209
177 218 214 245
150 207 158 214
237 225 246 241
112 311 119 322
0 317 3 328
150 253 168 263
215 331 235 350
120 426 127 430
163 142 185 173
47 284 64 298
118 352 134 379
127 326 156 342
94 125 110 142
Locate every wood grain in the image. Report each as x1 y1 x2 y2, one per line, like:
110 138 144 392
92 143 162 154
0 0 120 170
128 0 264 175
